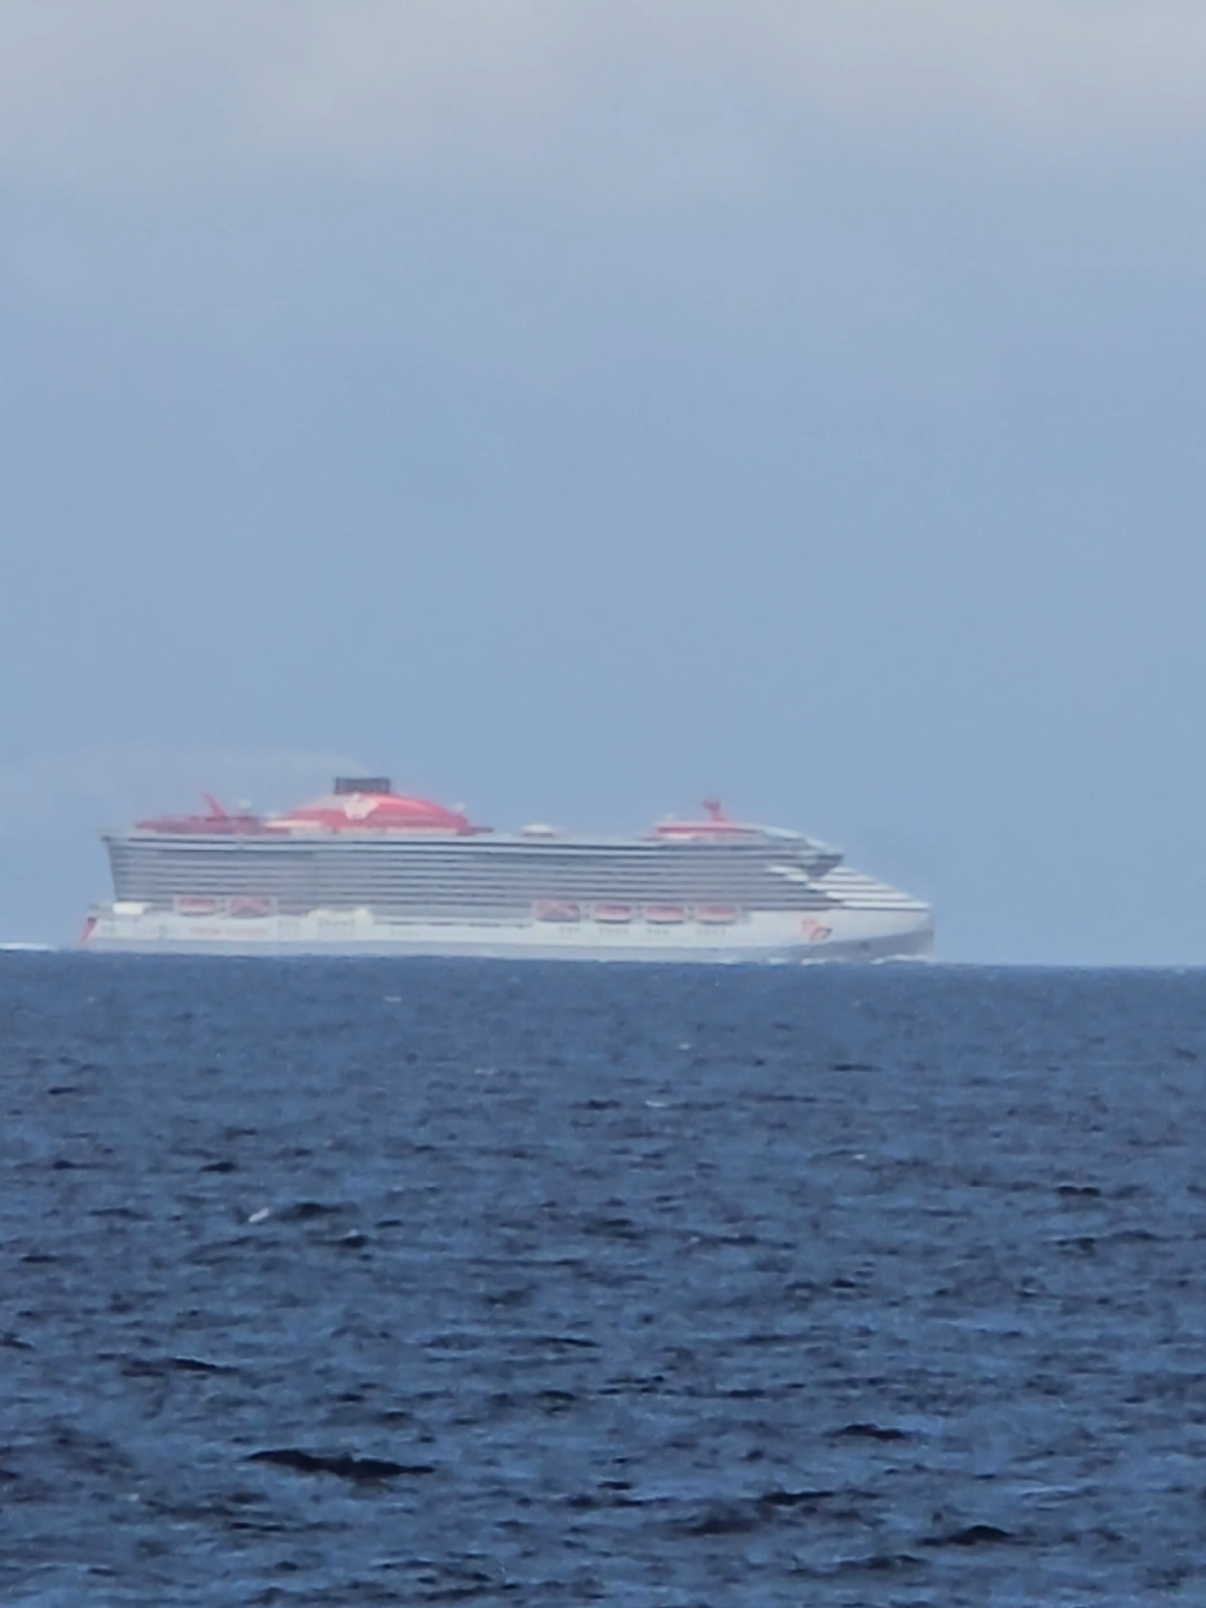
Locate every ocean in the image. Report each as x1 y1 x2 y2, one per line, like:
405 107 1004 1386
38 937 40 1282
2 956 1205 1605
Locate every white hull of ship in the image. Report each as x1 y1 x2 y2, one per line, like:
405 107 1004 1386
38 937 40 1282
81 904 933 963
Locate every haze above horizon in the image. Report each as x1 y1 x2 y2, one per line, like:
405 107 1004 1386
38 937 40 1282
2 1 1204 964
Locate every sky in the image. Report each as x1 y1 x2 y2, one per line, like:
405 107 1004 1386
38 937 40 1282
3 1 1206 962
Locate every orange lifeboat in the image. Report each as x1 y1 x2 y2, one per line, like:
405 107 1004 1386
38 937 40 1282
175 896 220 917
228 896 275 919
695 905 741 925
534 900 582 923
644 905 687 925
592 904 635 924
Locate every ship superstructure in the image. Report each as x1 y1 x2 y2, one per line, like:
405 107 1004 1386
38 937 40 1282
81 778 933 961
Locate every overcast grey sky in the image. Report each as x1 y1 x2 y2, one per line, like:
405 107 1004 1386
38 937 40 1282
3 1 1206 961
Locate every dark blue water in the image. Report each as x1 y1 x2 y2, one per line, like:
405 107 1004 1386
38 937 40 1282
3 957 1206 1605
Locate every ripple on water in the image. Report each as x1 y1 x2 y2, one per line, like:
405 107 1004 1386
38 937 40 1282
2 956 1206 1604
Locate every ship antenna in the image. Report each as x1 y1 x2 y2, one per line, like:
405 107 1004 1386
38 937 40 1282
702 798 725 821
202 792 230 820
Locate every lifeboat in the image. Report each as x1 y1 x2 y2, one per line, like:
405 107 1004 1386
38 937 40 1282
174 896 220 917
695 905 741 925
534 900 582 923
228 896 275 919
592 904 635 924
644 904 687 925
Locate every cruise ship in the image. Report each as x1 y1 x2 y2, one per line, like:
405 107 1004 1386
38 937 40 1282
80 778 933 962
